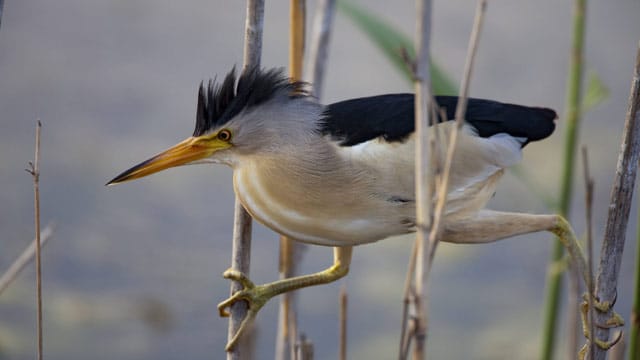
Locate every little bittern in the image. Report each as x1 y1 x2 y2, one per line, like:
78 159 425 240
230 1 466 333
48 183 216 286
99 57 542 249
108 67 601 351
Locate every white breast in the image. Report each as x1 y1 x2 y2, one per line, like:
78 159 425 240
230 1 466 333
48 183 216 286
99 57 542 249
232 160 413 247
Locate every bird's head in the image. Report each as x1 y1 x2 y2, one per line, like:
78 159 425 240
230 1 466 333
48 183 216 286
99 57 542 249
107 67 317 185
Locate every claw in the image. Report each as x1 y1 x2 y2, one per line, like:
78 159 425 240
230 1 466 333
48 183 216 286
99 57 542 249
599 312 625 329
578 344 587 360
580 293 625 328
579 293 625 358
594 330 623 350
218 269 256 317
581 293 620 313
224 308 258 351
218 290 249 318
216 269 272 351
223 268 255 289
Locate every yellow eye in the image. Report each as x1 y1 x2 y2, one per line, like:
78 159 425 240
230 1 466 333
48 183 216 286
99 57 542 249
217 129 232 142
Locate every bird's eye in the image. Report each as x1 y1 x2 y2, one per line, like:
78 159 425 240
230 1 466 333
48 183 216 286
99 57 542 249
217 129 232 142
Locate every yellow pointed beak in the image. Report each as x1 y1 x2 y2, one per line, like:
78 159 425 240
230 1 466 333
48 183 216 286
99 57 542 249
106 136 229 185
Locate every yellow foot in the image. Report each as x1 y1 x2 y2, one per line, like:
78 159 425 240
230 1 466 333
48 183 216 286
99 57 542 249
579 293 625 358
217 269 274 351
216 247 353 351
578 331 623 360
580 293 625 330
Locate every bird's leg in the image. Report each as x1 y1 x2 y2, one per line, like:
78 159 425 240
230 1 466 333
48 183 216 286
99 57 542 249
443 211 589 283
442 210 624 347
218 246 353 351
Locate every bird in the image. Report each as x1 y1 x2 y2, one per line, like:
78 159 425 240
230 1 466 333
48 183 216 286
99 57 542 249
108 66 593 350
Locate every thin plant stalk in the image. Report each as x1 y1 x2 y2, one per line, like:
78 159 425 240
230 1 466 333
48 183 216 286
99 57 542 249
26 121 43 360
399 240 418 359
307 1 342 357
227 1 263 358
567 262 580 359
275 2 306 359
412 0 434 357
0 224 54 296
227 201 254 359
406 2 486 358
582 147 596 358
592 42 640 360
289 0 305 79
539 0 587 358
306 0 336 99
275 235 297 360
566 147 596 359
426 0 487 266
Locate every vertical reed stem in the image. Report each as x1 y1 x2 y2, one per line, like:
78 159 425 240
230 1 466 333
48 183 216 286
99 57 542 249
540 0 586 358
227 1 264 358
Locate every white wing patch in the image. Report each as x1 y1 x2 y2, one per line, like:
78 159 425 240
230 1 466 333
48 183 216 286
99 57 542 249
483 133 524 168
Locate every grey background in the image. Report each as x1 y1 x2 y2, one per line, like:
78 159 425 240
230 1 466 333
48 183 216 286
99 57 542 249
1 0 639 359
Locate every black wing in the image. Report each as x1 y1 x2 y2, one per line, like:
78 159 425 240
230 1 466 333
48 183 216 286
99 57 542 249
321 94 557 147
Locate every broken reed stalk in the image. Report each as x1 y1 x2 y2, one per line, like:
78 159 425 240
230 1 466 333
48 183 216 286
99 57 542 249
275 2 306 359
0 224 55 296
592 42 640 360
582 147 597 358
227 1 263 359
25 121 43 360
412 0 434 356
295 334 314 360
540 0 587 357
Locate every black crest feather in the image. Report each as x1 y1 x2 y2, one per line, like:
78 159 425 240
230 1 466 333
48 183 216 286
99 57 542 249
193 67 308 136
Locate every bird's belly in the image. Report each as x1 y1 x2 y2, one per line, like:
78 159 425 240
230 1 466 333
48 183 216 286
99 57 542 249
233 170 406 246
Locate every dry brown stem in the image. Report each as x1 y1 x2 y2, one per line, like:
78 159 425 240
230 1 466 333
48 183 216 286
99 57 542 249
406 2 486 358
227 1 264 358
592 43 640 360
411 0 434 355
306 0 336 99
25 121 43 360
275 2 306 359
582 146 597 358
